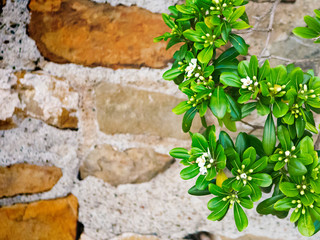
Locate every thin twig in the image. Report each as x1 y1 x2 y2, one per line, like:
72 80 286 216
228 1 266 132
259 0 281 59
240 120 264 129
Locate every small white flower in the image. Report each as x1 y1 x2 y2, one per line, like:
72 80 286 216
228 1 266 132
240 76 253 87
185 59 197 77
195 73 200 78
197 156 206 167
285 151 290 157
240 173 247 179
200 166 207 175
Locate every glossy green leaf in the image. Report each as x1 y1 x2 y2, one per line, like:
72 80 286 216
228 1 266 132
209 86 228 119
288 158 308 176
293 27 319 39
256 194 285 215
169 147 189 159
250 156 268 173
220 72 242 87
196 174 210 190
207 196 227 211
273 100 289 118
182 107 197 132
301 191 314 206
198 45 214 63
290 208 301 223
207 200 229 221
208 183 226 196
234 202 248 232
296 116 306 138
274 198 295 211
180 164 200 180
172 101 190 115
241 102 256 118
206 167 217 181
251 173 272 187
163 68 183 80
279 182 299 197
188 185 210 196
192 133 209 152
248 182 262 202
229 6 246 23
277 125 291 151
304 15 320 32
298 210 315 237
229 34 248 55
262 114 276 156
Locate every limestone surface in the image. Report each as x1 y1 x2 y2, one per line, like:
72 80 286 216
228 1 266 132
95 82 202 140
80 144 173 186
0 163 62 198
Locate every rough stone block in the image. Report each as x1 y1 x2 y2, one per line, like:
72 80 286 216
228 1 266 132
80 144 173 186
0 163 62 198
27 0 177 69
95 82 201 139
0 194 78 240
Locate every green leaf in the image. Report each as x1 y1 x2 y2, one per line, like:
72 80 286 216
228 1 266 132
235 133 247 156
288 158 308 176
215 47 239 64
274 198 295 211
249 55 258 79
229 6 246 23
251 173 272 187
219 131 234 150
248 182 262 202
162 13 175 29
296 116 305 138
198 45 214 64
182 107 197 132
238 185 252 197
310 179 320 193
207 196 227 211
239 197 254 209
209 86 228 119
237 92 252 104
274 161 286 171
290 208 301 223
208 183 226 196
231 20 251 30
183 29 203 42
163 68 183 80
172 101 190 115
277 125 291 151
206 167 217 181
208 127 217 153
226 94 241 121
180 164 199 180
192 133 209 151
243 147 256 163
188 185 210 196
293 27 319 39
207 200 229 221
304 15 320 32
279 182 299 197
220 72 241 87
234 202 248 232
205 16 221 29
300 136 314 154
204 65 215 77
298 210 315 237
273 100 289 118
250 156 268 173
238 61 249 78
256 101 270 116
196 174 210 190
241 103 256 118
169 147 189 159
258 60 270 82
229 34 248 55
221 21 231 42
301 191 314 206
256 194 285 215
262 114 276 156
215 144 227 169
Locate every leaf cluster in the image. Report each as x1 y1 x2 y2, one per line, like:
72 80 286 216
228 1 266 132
156 1 320 237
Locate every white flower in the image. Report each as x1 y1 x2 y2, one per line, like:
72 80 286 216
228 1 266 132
240 173 247 179
240 76 253 88
200 166 207 175
197 156 206 167
185 59 197 78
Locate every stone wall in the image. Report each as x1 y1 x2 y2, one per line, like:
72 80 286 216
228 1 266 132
0 0 320 240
